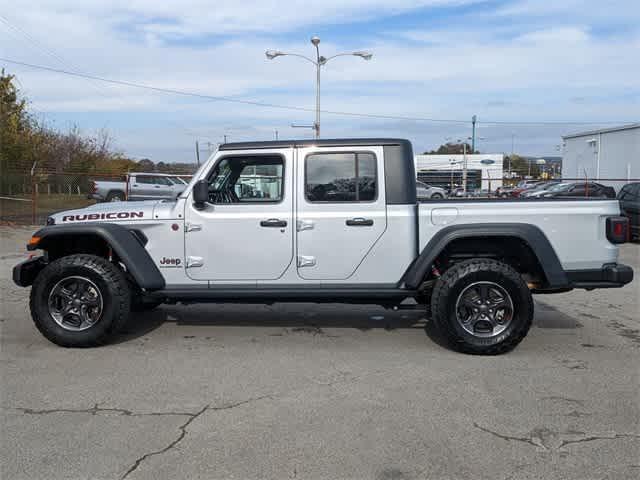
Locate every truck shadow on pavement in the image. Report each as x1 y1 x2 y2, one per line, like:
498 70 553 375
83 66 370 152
114 300 581 347
115 303 430 344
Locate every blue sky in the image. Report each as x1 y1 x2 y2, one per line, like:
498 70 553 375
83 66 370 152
1 0 638 162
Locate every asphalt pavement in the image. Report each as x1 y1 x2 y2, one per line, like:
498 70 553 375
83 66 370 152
1 226 639 480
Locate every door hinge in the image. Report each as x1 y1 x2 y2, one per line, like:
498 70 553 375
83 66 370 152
297 255 316 267
186 256 204 268
296 219 315 232
185 222 202 232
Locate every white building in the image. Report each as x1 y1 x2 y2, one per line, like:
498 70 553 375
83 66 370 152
414 154 504 191
562 123 639 192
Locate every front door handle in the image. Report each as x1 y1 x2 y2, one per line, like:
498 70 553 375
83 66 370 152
346 217 374 226
260 218 287 228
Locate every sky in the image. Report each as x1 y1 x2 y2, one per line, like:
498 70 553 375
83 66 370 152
1 0 638 162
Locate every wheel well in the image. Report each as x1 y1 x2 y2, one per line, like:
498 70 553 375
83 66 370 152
432 236 547 287
107 190 125 198
42 234 111 262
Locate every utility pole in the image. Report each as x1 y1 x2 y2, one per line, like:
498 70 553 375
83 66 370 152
510 133 515 178
462 142 468 194
274 129 279 140
471 115 477 152
195 140 200 167
223 134 228 144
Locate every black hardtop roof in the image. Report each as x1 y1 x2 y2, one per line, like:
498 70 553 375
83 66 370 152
218 138 411 151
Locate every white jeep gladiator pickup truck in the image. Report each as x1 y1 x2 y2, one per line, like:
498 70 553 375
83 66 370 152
13 138 633 354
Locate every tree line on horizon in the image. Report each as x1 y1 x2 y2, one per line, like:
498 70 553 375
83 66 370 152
0 70 195 183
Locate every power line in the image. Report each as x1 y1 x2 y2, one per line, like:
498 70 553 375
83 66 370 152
0 57 634 127
0 18 204 139
0 15 122 103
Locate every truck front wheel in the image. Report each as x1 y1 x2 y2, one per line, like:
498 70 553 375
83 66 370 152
30 254 131 347
431 259 533 355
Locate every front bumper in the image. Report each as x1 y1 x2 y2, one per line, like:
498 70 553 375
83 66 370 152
13 256 47 287
566 263 634 289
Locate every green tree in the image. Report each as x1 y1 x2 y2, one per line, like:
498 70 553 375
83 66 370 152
504 154 541 178
423 142 479 154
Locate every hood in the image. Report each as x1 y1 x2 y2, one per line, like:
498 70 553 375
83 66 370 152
49 200 160 225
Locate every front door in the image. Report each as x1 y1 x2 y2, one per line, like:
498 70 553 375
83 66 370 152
296 146 387 280
184 149 293 281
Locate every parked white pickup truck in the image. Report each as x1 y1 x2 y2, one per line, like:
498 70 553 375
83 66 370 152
89 173 187 202
13 139 633 354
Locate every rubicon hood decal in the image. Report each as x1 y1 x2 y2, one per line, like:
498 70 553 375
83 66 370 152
50 200 159 223
62 211 144 222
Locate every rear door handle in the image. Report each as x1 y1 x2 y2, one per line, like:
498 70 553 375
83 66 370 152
346 217 374 226
260 218 287 228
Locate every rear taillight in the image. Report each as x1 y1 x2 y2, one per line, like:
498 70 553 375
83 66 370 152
606 216 629 244
90 181 97 194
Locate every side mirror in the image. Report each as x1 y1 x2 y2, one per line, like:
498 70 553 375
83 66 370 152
192 180 209 209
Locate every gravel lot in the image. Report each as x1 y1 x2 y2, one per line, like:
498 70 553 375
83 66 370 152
1 225 639 480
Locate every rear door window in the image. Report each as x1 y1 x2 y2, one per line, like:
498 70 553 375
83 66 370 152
305 152 377 202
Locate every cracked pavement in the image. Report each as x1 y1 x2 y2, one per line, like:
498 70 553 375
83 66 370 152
1 226 639 479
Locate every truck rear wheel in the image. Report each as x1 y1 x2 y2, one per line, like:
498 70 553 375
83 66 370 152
30 254 131 347
431 259 533 355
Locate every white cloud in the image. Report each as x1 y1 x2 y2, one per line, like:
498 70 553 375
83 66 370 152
0 0 638 160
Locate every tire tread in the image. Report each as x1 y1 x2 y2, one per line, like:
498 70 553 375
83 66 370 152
431 259 533 355
29 254 130 347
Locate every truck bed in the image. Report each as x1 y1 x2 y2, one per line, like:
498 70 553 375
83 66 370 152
418 198 621 271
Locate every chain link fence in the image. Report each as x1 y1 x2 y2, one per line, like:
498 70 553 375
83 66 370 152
1 169 129 224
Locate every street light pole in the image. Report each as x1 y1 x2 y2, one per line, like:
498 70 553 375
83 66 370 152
312 36 321 139
266 37 372 139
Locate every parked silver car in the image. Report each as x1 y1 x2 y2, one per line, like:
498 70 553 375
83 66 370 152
416 181 446 199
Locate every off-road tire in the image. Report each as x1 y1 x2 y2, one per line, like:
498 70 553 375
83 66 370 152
431 259 533 355
30 254 131 347
106 190 125 202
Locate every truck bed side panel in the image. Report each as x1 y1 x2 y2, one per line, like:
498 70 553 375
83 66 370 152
418 200 620 270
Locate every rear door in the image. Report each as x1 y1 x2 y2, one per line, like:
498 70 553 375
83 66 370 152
296 146 387 280
149 176 174 198
129 175 156 199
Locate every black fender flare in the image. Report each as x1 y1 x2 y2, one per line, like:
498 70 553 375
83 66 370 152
28 223 165 290
401 223 569 289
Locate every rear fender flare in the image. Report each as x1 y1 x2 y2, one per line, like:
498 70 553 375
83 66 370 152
401 223 569 289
